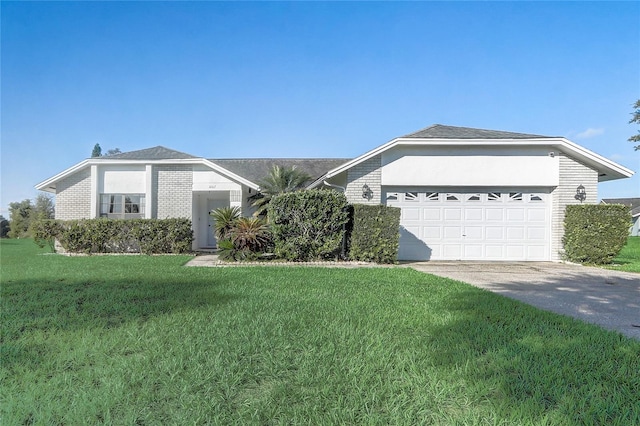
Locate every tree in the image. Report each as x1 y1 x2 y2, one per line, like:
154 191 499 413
629 99 640 151
8 199 33 238
250 165 311 217
32 193 55 221
0 215 10 238
92 143 102 157
104 148 122 156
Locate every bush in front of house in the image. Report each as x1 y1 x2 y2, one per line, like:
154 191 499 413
563 204 631 264
268 190 349 261
347 204 401 264
31 218 193 254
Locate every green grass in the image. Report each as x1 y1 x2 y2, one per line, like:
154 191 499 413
2 239 639 425
606 236 640 273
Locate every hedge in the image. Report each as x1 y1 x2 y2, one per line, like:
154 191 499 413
348 204 400 264
563 204 631 264
268 190 349 261
31 218 193 255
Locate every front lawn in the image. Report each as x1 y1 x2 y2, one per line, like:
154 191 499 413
2 239 639 424
606 236 640 273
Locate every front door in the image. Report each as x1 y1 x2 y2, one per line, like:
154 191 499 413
207 198 228 247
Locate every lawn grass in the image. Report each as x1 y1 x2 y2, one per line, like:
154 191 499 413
2 239 639 424
606 236 640 273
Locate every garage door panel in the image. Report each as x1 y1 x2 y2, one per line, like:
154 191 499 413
423 208 441 220
443 244 462 258
403 208 420 220
465 226 483 239
464 208 483 221
444 208 462 220
527 209 546 222
444 226 462 238
485 245 504 258
506 227 525 240
528 227 546 240
388 191 549 261
486 209 504 220
527 245 546 259
485 227 504 240
506 245 525 258
464 244 483 258
506 208 525 221
423 226 441 239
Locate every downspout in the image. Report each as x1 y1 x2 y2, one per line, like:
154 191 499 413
323 180 349 260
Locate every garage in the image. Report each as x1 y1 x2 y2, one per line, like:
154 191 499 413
386 190 550 261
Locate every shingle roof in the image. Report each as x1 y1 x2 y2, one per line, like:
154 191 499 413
402 124 549 139
209 158 351 184
601 198 640 214
102 146 198 160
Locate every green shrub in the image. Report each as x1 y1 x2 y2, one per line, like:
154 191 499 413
217 217 272 261
30 219 64 252
348 204 401 264
268 190 349 261
563 204 631 264
37 218 193 254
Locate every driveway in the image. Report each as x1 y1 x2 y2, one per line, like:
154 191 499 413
404 262 640 340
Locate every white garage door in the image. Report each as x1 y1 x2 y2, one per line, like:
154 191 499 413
386 191 550 261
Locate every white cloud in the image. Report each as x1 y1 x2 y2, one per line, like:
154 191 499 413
575 128 604 139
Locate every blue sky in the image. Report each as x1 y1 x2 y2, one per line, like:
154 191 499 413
2 1 639 216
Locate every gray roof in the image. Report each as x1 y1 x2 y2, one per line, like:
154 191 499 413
209 158 351 184
402 124 550 139
102 146 198 160
601 198 640 216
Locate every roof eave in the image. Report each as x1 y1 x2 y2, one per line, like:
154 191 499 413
35 158 262 193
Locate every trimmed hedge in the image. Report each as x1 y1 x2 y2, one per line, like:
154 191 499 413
563 204 631 264
348 204 400 264
31 218 193 254
268 190 349 261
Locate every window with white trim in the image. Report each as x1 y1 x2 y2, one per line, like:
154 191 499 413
100 194 145 219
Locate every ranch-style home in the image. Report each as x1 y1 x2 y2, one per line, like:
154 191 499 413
36 124 634 261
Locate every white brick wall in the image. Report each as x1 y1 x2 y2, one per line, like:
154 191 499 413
154 165 193 218
55 168 91 220
345 155 382 205
551 153 598 260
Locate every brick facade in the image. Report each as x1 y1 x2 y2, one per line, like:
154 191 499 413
550 153 598 260
55 168 91 220
154 165 193 219
345 155 382 205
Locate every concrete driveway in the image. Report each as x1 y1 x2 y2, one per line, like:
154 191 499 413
404 262 640 340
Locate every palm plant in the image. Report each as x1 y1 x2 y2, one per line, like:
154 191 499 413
217 217 271 261
250 165 311 217
209 206 241 240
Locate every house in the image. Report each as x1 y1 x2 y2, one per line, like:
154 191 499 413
600 198 640 236
36 124 634 261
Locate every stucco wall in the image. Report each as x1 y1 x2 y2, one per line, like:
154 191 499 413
551 153 599 260
55 168 92 220
345 155 381 205
154 165 193 218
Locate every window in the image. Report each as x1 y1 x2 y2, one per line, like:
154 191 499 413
404 192 419 202
509 192 523 202
425 192 440 201
487 192 502 201
100 194 145 219
386 192 399 201
466 194 481 202
446 194 460 201
530 194 543 202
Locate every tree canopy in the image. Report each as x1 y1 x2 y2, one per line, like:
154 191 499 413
629 99 640 151
91 143 102 157
250 165 311 217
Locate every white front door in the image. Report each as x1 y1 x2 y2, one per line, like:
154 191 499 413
206 198 228 248
387 190 550 261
